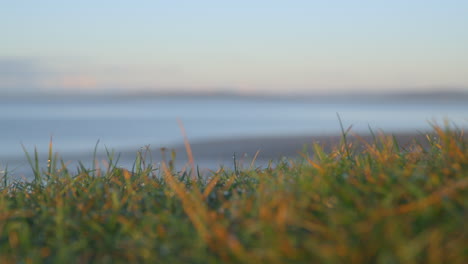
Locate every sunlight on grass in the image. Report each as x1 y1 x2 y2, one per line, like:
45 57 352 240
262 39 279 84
0 125 467 263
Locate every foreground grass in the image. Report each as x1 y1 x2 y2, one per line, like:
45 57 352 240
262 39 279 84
0 126 467 263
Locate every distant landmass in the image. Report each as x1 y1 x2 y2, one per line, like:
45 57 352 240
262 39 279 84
1 88 468 103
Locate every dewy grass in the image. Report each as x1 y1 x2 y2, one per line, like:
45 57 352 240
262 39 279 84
1 125 467 263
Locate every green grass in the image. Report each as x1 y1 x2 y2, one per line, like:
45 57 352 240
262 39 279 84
0 125 467 263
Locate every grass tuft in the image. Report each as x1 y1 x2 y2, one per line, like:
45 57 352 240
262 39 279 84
1 125 467 263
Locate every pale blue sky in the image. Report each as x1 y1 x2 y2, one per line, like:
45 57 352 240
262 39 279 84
1 0 468 94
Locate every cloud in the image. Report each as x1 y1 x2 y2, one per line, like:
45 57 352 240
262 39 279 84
41 75 99 91
0 56 215 95
0 57 103 94
0 57 44 92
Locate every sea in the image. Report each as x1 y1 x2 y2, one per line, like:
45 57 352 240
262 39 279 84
1 94 467 178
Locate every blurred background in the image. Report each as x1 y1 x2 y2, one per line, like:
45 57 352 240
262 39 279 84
1 1 468 176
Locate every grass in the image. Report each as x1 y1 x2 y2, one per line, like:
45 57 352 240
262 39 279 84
0 125 467 263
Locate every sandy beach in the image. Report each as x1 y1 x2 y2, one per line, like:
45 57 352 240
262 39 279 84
128 132 435 170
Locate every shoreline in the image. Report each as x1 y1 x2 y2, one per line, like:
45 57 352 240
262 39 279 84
0 131 449 179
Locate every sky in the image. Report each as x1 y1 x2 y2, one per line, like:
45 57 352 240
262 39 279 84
1 0 468 95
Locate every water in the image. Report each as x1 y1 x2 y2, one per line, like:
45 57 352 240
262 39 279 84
1 95 467 176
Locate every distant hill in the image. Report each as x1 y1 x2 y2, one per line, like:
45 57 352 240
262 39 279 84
1 89 468 103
